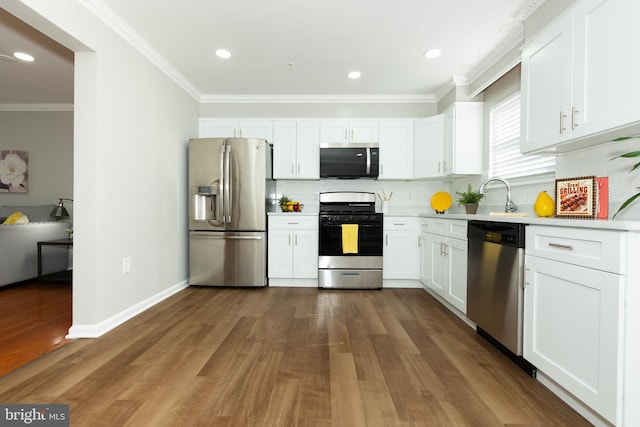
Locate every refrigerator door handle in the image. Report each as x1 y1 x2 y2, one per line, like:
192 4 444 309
224 144 232 223
192 234 263 240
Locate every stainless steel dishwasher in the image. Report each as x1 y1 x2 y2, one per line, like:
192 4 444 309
467 220 535 375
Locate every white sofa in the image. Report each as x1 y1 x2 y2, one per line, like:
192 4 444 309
0 205 71 287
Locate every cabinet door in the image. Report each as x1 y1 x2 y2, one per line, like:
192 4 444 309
379 120 414 180
419 232 430 285
445 238 467 313
292 229 319 278
199 119 238 138
524 255 623 424
238 120 273 141
521 14 573 153
448 103 483 175
571 0 640 139
295 121 320 179
426 234 447 297
320 120 349 143
383 230 419 279
350 120 379 143
273 121 297 179
268 230 293 278
414 115 445 178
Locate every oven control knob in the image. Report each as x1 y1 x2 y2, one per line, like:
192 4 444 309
348 215 354 222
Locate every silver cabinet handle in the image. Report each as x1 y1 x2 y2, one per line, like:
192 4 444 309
291 164 295 175
548 242 574 250
295 233 298 246
559 111 567 134
572 107 579 129
297 164 301 175
288 234 291 246
385 235 389 246
418 236 421 247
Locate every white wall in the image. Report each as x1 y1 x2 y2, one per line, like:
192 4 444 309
0 111 73 209
4 0 199 335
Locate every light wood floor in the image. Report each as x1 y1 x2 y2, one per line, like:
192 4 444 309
0 287 590 426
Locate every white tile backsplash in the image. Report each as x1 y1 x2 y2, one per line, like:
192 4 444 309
275 136 640 221
275 180 449 213
557 139 640 220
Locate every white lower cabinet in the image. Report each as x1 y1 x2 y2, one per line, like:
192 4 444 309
420 218 468 313
383 217 420 280
268 216 318 282
524 226 625 425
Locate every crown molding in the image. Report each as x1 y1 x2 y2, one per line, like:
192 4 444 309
465 29 524 88
78 0 202 101
0 104 74 112
512 0 548 21
199 94 437 104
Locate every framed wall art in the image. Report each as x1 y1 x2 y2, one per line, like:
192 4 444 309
0 150 29 193
555 176 596 218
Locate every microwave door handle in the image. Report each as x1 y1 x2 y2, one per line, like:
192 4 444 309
365 147 371 175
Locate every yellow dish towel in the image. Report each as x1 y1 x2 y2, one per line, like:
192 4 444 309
341 224 359 254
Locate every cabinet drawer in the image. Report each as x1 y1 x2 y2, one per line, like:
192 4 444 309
429 218 467 240
526 226 625 274
269 215 318 230
384 217 418 231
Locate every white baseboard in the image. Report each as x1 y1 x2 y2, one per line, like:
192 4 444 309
383 279 421 288
536 372 613 427
268 278 318 287
66 280 189 339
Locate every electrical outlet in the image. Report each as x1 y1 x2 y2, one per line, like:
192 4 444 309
122 257 131 274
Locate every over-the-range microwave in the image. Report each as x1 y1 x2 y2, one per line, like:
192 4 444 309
319 143 379 179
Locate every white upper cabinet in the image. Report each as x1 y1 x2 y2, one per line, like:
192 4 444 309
414 114 445 178
443 102 483 176
378 120 414 180
413 104 482 179
320 120 379 143
521 0 640 154
273 120 320 179
199 119 274 141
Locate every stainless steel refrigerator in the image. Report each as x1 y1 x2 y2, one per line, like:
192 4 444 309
189 137 275 287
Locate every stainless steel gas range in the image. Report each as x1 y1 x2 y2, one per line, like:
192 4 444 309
318 192 383 289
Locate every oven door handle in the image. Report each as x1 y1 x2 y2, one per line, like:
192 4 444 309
365 147 371 175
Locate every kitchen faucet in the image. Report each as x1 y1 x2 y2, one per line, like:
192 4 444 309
478 177 517 213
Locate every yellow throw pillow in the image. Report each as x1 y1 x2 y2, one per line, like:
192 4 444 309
2 212 29 224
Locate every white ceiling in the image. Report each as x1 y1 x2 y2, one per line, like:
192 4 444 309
0 1 542 104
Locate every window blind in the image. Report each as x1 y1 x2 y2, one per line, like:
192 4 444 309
489 91 555 179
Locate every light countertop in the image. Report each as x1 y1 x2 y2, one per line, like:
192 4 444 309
267 208 640 231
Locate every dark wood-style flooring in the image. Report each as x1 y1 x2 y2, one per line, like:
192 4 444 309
0 280 72 377
0 287 590 426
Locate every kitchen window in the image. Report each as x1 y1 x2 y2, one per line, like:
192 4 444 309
489 91 555 179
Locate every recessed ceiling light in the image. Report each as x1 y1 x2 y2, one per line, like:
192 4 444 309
423 49 442 59
347 71 361 79
13 52 35 62
215 49 231 59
